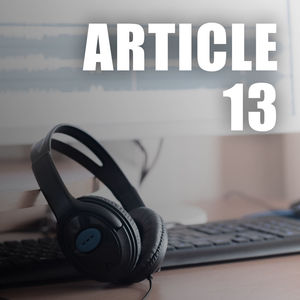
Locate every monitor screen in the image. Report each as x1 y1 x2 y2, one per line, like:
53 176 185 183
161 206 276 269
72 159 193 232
0 0 297 145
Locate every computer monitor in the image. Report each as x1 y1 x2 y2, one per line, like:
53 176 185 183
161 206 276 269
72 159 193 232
0 0 297 145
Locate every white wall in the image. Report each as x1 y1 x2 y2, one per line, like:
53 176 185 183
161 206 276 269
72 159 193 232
220 134 285 201
282 133 300 201
101 136 221 210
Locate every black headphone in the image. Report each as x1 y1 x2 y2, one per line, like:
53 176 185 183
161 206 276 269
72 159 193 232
30 124 168 283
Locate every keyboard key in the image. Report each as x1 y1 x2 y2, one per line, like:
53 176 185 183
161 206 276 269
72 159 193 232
260 233 276 240
194 224 224 234
234 226 247 232
4 241 21 248
167 246 175 251
221 228 235 233
0 260 12 269
172 242 194 250
232 237 249 243
239 233 264 242
209 238 231 246
193 240 212 247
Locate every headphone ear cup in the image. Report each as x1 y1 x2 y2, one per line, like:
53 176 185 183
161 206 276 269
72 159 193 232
126 207 168 283
80 196 142 260
68 196 142 282
81 196 142 253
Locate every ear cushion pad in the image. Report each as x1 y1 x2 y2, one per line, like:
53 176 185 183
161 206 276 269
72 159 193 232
78 196 142 271
126 207 168 283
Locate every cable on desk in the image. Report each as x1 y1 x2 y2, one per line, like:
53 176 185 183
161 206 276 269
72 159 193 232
141 275 153 300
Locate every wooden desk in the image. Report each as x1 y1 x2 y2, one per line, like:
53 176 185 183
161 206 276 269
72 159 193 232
0 196 298 300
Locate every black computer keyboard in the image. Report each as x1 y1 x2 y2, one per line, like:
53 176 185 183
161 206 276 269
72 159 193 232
2 215 300 286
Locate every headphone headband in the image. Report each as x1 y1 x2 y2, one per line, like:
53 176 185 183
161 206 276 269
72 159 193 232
31 124 145 218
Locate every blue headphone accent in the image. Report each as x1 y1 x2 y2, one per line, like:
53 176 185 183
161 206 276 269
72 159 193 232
76 228 102 253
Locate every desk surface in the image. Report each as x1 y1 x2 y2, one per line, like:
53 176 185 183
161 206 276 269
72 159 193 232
0 195 297 300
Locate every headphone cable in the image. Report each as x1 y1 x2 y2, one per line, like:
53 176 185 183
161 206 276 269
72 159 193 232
141 275 153 300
